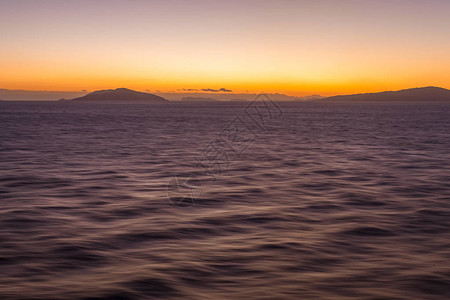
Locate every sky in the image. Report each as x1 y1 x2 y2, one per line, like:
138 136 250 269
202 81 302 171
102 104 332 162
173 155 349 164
1 0 449 97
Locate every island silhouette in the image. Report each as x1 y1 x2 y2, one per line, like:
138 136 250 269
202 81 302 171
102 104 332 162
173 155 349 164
320 86 450 102
53 86 450 103
67 88 168 103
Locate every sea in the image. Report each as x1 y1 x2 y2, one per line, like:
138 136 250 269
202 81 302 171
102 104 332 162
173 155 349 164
0 100 449 299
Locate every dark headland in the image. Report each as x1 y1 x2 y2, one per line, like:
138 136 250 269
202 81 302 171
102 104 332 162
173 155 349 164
66 88 168 103
321 86 450 102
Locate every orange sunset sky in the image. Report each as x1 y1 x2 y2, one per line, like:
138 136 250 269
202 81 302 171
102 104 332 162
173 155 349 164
1 0 449 97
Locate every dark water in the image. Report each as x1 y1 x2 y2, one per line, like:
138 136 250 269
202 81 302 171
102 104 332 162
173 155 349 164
0 101 449 299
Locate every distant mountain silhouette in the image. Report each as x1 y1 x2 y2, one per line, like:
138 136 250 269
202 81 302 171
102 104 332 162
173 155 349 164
68 88 167 103
321 87 450 102
293 95 324 101
181 96 219 102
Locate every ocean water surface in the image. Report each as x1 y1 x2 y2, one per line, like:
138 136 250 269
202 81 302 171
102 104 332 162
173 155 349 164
0 101 449 299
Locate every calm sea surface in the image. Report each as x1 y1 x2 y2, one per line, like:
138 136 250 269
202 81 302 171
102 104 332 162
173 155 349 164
0 101 449 299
